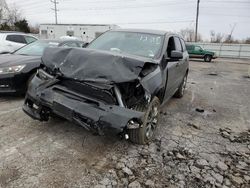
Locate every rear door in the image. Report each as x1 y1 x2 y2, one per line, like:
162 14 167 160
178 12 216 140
179 38 189 79
5 34 27 52
173 36 185 86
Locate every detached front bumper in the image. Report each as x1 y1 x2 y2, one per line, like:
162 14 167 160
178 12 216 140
23 74 144 134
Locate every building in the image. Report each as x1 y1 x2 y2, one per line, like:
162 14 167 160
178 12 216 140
39 24 119 42
0 0 9 24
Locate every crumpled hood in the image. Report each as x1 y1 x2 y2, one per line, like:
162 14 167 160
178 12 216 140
0 54 41 67
42 47 157 84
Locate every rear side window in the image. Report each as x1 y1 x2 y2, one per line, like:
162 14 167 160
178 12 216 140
174 37 182 52
24 36 37 44
6 35 26 44
186 45 193 51
180 39 186 52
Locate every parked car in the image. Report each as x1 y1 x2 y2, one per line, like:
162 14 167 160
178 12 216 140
186 44 217 62
0 31 38 54
23 29 189 144
0 39 86 94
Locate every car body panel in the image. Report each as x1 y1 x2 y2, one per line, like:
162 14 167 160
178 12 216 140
0 40 86 94
23 29 189 136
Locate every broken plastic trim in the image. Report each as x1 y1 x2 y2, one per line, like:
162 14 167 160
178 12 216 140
114 85 125 107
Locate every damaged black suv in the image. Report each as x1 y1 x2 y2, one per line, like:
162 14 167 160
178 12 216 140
23 29 189 144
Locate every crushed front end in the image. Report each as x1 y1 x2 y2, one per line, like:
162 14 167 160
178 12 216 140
23 69 146 135
23 47 163 137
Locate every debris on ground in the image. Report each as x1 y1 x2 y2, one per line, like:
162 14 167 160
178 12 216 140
208 72 218 76
0 60 250 187
195 108 205 113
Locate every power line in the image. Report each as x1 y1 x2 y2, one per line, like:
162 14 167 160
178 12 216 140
50 0 59 24
202 13 250 18
204 0 250 4
60 1 194 11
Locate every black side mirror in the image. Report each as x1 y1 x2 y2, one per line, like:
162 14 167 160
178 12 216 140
170 50 183 60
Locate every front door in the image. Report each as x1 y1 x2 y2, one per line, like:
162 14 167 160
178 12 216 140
163 36 182 101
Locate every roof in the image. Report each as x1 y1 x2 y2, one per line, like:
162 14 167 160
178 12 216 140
111 28 169 35
40 23 117 27
0 31 24 34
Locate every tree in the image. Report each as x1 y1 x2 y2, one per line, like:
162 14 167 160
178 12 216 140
14 19 30 33
29 24 39 34
0 22 11 30
244 38 250 44
0 5 31 33
210 30 224 43
7 6 21 26
215 33 224 43
210 30 215 42
179 28 202 42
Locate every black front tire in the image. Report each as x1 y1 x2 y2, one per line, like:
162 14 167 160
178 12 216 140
128 97 160 145
204 55 212 62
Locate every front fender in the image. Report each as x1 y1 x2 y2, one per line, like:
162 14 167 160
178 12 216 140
140 67 164 96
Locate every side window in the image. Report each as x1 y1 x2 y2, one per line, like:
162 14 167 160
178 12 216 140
186 45 193 51
174 37 182 52
24 36 37 44
6 35 26 44
166 37 175 57
180 39 186 52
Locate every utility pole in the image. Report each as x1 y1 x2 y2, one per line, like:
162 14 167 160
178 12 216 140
195 0 200 42
51 0 59 24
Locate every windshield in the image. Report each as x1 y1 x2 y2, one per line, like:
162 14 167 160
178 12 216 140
87 31 164 58
14 40 59 56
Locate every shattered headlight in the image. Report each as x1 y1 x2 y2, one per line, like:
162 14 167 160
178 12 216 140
0 65 26 74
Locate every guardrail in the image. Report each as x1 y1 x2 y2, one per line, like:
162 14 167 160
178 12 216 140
188 42 250 59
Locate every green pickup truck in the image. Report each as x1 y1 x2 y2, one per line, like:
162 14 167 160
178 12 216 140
186 44 217 62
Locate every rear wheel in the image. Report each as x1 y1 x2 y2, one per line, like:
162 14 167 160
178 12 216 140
174 73 188 98
128 97 160 145
204 55 212 62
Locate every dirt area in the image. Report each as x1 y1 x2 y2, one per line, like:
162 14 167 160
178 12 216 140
0 58 250 188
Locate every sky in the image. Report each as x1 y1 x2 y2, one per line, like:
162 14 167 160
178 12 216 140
4 0 250 40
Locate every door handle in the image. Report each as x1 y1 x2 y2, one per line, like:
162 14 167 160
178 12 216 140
176 62 180 67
